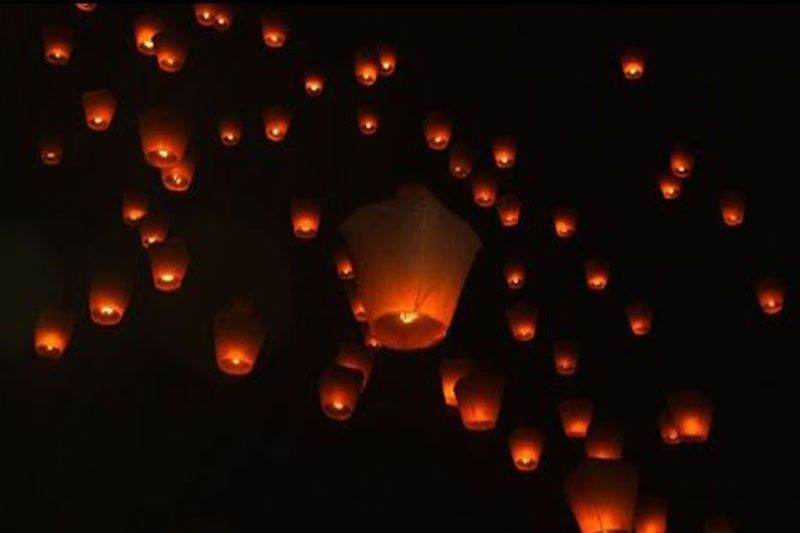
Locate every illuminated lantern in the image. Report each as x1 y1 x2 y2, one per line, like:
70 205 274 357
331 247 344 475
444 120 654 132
635 498 667 533
148 239 190 292
492 137 516 169
666 391 713 443
449 144 473 179
670 147 694 179
212 4 233 31
319 364 362 421
658 410 680 445
290 199 320 239
153 29 188 73
81 89 116 132
214 301 265 376
161 155 195 193
34 308 75 359
496 194 521 227
361 323 381 351
38 136 63 166
754 277 785 315
217 116 242 147
423 113 452 151
584 259 610 291
565 459 638 533
334 249 355 280
345 282 367 322
340 188 481 350
626 303 653 336
122 192 148 226
139 212 169 249
133 13 163 55
194 4 216 26
508 426 545 472
472 174 498 207
75 3 97 11
703 515 736 533
560 398 594 438
89 272 131 326
719 191 745 227
335 341 374 390
138 109 190 168
554 341 579 376
262 105 291 142
357 105 380 135
304 72 325 97
261 13 288 48
553 208 578 238
376 44 397 76
454 372 503 431
439 358 477 408
354 51 379 87
658 174 681 200
505 302 537 342
586 423 624 460
621 47 646 81
503 260 526 290
43 27 73 66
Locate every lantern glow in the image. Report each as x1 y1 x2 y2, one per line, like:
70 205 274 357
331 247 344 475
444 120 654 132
319 364 362 421
218 116 242 147
621 48 646 81
439 358 477 407
39 136 63 166
89 273 131 326
153 29 188 73
755 277 785 315
43 27 73 66
161 156 195 193
454 372 504 431
214 302 265 376
586 423 624 460
122 192 149 226
423 113 452 150
194 4 216 26
670 147 694 179
658 410 680 445
357 106 380 135
355 51 379 87
508 426 545 472
719 191 746 227
148 239 189 292
560 398 594 438
304 72 325 96
212 4 233 31
553 208 578 238
658 174 682 200
335 341 374 390
334 249 355 280
496 194 521 227
261 14 288 48
626 303 653 336
377 44 397 76
82 89 117 131
133 14 163 55
472 175 498 207
554 341 579 376
262 106 291 142
449 144 473 179
584 259 610 291
666 391 713 443
506 302 538 342
138 109 190 168
492 137 516 169
565 459 638 533
34 308 76 359
635 498 667 533
139 212 169 249
503 260 526 290
290 199 321 239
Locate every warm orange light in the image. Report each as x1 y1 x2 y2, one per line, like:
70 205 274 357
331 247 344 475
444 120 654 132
212 4 233 31
335 341 374 390
553 207 578 238
89 273 131 326
304 72 325 97
666 391 713 443
626 303 653 336
439 358 477 408
719 191 746 227
635 497 667 533
492 137 516 169
355 51 379 87
503 260 526 290
472 175 498 207
122 192 149 226
658 410 680 445
214 301 265 376
361 323 382 351
194 4 216 26
290 199 320 239
262 105 291 142
584 259 610 291
133 13 163 55
319 364 362 421
496 194 521 227
508 426 545 472
43 27 74 66
554 341 579 376
81 89 116 132
670 147 694 179
153 29 188 73
621 47 646 81
566 459 638 533
138 109 190 169
586 423 624 460
34 308 76 359
334 249 355 280
448 143 473 180
345 281 368 323
754 277 785 315
217 116 242 147
161 156 195 193
357 106 380 135
423 113 452 151
39 136 63 166
139 212 169 249
454 372 504 431
505 302 537 342
560 398 594 438
658 174 682 200
376 44 397 76
148 239 189 292
261 13 288 48
75 3 97 11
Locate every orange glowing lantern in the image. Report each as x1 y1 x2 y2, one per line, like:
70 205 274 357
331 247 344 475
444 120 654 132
566 459 638 533
362 323 381 351
376 44 397 76
43 27 73 66
217 116 242 147
506 302 537 342
449 144 473 179
508 426 545 472
122 192 149 226
335 341 374 390
503 260 526 290
39 136 63 166
626 303 653 336
304 72 325 97
81 89 116 132
492 137 517 169
586 423 624 460
635 498 667 533
584 259 610 291
75 3 97 11
133 13 163 55
139 212 169 249
194 4 216 26
621 48 646 81
472 175 498 207
439 358 477 408
341 188 481 350
319 364 362 421
138 109 190 169
357 105 380 135
719 191 746 227
89 273 131 326
161 155 195 193
345 281 367 323
560 398 594 438
658 409 680 445
261 13 288 48
754 277 785 315
291 199 320 239
148 239 189 292
214 302 265 376
354 51 379 87
423 113 452 151
212 4 233 31
658 174 682 200
496 194 521 227
34 308 76 359
153 29 188 73
262 106 291 142
553 207 578 238
670 147 694 179
666 391 713 443
703 515 735 533
334 249 355 280
554 341 579 376
454 372 503 431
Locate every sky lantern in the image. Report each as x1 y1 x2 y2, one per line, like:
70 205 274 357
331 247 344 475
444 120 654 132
138 109 190 169
214 301 265 376
122 191 149 226
262 105 291 142
626 303 653 336
153 29 188 73
334 249 355 280
658 410 680 445
376 44 397 76
75 3 97 11
148 239 190 292
89 272 131 326
133 14 163 55
658 174 682 200
584 259 610 291
423 113 452 151
341 188 481 350
454 372 504 431
34 308 76 359
139 212 169 249
161 155 195 193
38 136 63 166
666 391 713 443
635 498 667 533
508 426 545 472
212 4 233 31
304 72 325 97
553 207 578 238
554 341 579 376
354 51 379 87
586 423 624 460
261 13 288 48
448 144 473 179
439 358 477 408
43 27 73 66
357 105 380 135
361 323 381 351
194 4 216 26
703 515 736 533
754 277 785 315
319 364 362 421
335 341 374 390
472 174 498 207
719 191 746 227
670 146 694 179
560 398 594 438
506 302 538 342
503 260 526 290
345 281 368 322
492 137 517 169
81 89 117 132
565 459 639 533
218 116 242 146
621 47 646 81
496 194 522 227
290 199 321 239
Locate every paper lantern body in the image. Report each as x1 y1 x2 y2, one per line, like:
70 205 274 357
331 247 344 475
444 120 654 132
658 410 680 445
454 372 504 431
626 304 653 336
670 147 694 179
218 116 242 146
635 498 667 533
554 208 578 238
755 277 785 315
719 191 746 227
148 239 190 292
319 364 362 421
503 260 526 290
34 308 76 359
508 426 545 471
423 113 452 150
377 44 397 76
449 144 473 179
133 13 163 55
666 391 713 443
122 192 149 226
586 423 624 460
153 30 188 73
212 4 233 31
472 175 498 207
138 109 190 168
506 302 537 341
291 199 320 239
334 249 355 280
439 357 477 407
39 137 63 165
658 174 682 200
305 72 325 96
139 212 169 249
43 27 73 66
214 303 265 376
565 459 639 533
492 137 516 169
496 194 521 227
194 4 216 26
560 398 594 438
354 51 379 86
585 259 610 291
621 48 646 80
335 341 374 390
89 273 131 326
263 106 291 142
554 341 579 376
261 14 288 48
357 106 380 135
161 156 195 192
82 90 117 131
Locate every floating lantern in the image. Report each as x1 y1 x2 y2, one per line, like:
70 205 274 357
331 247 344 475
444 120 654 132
754 277 785 315
565 459 638 533
560 398 594 438
506 302 537 342
43 27 73 66
439 358 477 408
554 341 579 376
719 191 746 227
335 341 374 390
670 147 694 179
148 239 189 292
262 105 291 142
553 208 578 238
496 194 521 227
423 113 452 151
658 174 681 200
138 109 190 168
584 259 610 291
508 426 545 472
34 308 76 359
586 423 624 460
291 199 320 239
666 391 713 443
658 409 680 445
449 144 473 179
81 89 116 132
503 260 526 290
75 3 97 11
703 515 735 533
161 155 195 193
214 301 265 376
139 212 169 249
194 4 216 27
340 188 481 350
319 364 362 421
89 272 131 326
334 249 355 280
261 13 288 48
212 4 233 31
354 51 379 87
635 498 667 533
492 137 516 169
472 174 498 207
361 323 381 351
345 282 367 322
304 72 325 97
122 192 149 226
626 303 653 336
218 116 242 146
454 372 504 431
133 13 163 55
39 136 63 166
621 47 646 81
153 29 188 73
376 44 397 76
357 105 380 135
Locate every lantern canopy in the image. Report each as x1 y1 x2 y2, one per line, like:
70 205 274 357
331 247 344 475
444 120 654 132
754 277 785 315
565 459 639 533
43 26 73 66
454 372 504 431
496 194 522 227
194 4 216 26
354 51 379 86
439 357 477 407
138 108 190 168
319 364 362 421
34 308 76 359
89 272 131 326
560 397 594 438
423 113 452 151
153 29 188 73
508 426 545 472
212 4 234 31
585 259 611 291
553 207 578 238
218 116 242 146
357 105 380 135
334 249 355 280
503 260 526 290
658 174 682 200
82 89 117 131
305 72 325 96
214 301 265 376
472 174 498 207
658 409 680 445
161 155 195 192
148 239 190 292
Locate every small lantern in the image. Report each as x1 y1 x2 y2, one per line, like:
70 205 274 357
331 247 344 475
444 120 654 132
503 260 526 290
560 398 594 438
138 109 190 168
89 272 131 326
34 308 76 359
335 341 374 390
153 29 188 73
345 282 367 322
754 277 785 315
586 423 624 460
362 323 381 351
635 497 667 533
621 47 646 81
82 89 117 131
439 358 477 408
423 113 452 151
658 174 681 200
75 3 97 11
496 194 521 227
261 13 288 49
194 4 216 26
508 426 545 472
666 391 713 443
376 44 397 76
214 302 265 376
262 105 291 142
354 51 379 87
304 72 325 97
161 155 195 193
553 207 578 238
658 409 680 445
133 13 163 55
505 302 538 342
719 191 745 227
212 4 233 31
472 175 498 207
357 105 380 135
43 27 73 66
39 136 63 166
319 364 362 421
565 459 638 533
626 303 653 336
554 341 579 376
291 199 320 239
334 249 355 280
584 259 610 291
139 212 169 249
454 372 504 431
218 116 242 147
449 144 473 179
492 137 516 169
670 147 694 179
703 515 735 533
122 191 149 226
148 239 190 292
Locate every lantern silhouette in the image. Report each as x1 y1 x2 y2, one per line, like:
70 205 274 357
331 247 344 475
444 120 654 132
439 358 477 407
218 116 242 147
291 199 320 239
340 188 481 350
75 3 96 11
377 44 397 76
139 212 169 249
506 302 537 342
357 105 380 135
626 303 652 336
39 136 62 166
719 191 746 227
362 323 381 351
554 341 579 376
138 109 190 168
503 260 526 290
496 194 521 227
449 144 473 179
34 308 76 359
703 515 735 533
263 106 291 142
153 29 188 73
161 155 195 193
261 13 288 48
212 4 233 31
508 426 545 472
43 27 73 66
335 341 374 390
553 208 578 238
492 137 516 169
319 364 362 421
122 192 149 226
658 174 681 200
635 498 667 533
305 72 325 96
194 4 216 26
621 48 646 81
586 423 624 460
345 282 367 322
423 113 452 151
566 459 638 533
454 372 504 431
89 272 131 326
670 147 694 179
355 51 379 87
658 410 680 445
754 277 785 315
334 249 355 280
560 398 594 438
585 259 610 291
666 391 713 443
82 90 116 131
148 239 189 292
214 302 265 376
472 175 498 207
133 13 163 55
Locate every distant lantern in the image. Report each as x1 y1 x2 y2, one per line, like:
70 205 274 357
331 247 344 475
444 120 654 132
658 409 680 445
586 423 624 460
439 358 477 408
133 13 163 55
553 208 578 238
423 113 452 151
449 144 473 179
304 72 325 97
565 459 638 533
345 282 367 323
335 341 374 390
492 137 517 169
508 426 545 472
658 174 682 200
122 192 149 226
334 249 355 280
39 136 63 166
319 364 362 421
621 47 646 81
626 303 653 336
754 277 785 315
75 3 97 11
290 199 320 239
261 13 288 48
216 116 242 147
81 89 117 131
584 259 610 291
503 260 526 290
506 302 538 342
361 323 381 351
34 308 76 359
340 188 481 350
496 194 522 227
357 105 380 135
138 108 190 168
354 51 379 87
703 515 736 533
213 4 233 31
148 239 189 292
719 191 746 227
214 302 265 376
635 497 667 533
153 29 188 73
554 341 579 376
560 398 594 438
89 272 131 326
139 212 169 249
454 372 504 431
161 155 195 192
376 44 397 76
666 391 713 443
194 4 216 26
472 175 498 207
670 147 694 179
262 105 291 142
43 27 73 66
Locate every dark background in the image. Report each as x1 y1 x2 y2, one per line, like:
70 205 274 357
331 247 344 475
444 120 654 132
0 4 797 531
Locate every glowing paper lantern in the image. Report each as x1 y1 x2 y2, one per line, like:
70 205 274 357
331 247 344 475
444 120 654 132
496 194 521 227
75 3 97 11
304 72 325 97
194 4 216 26
554 341 579 376
621 48 646 81
449 144 473 179
345 281 367 322
218 116 242 147
492 137 516 169
635 498 667 533
719 191 746 227
439 358 477 408
508 426 545 472
361 323 381 351
139 212 169 249
586 423 624 460
122 192 149 226
666 391 713 443
319 364 362 421
148 239 189 292
670 147 694 179
340 188 481 350
261 13 288 48
659 410 680 445
138 109 190 168
153 29 188 73
454 372 504 431
754 277 785 315
553 208 578 238
262 105 291 142
560 398 594 438
334 249 355 280
503 260 526 290
423 113 452 151
214 302 265 376
658 174 681 200
472 175 498 207
161 155 195 193
89 272 131 326
79 90 115 133
133 13 163 55
43 27 73 66
703 515 736 533
626 303 653 336
354 51 379 87
212 4 233 31
357 105 380 135
39 136 63 166
505 302 537 342
34 308 76 359
376 44 397 76
565 459 638 533
335 341 374 390
291 199 320 239
584 259 610 291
